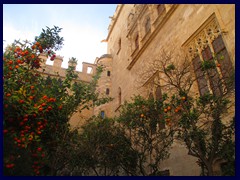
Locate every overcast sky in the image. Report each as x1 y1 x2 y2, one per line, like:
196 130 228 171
3 4 117 71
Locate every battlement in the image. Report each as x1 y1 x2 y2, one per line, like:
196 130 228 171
39 53 97 83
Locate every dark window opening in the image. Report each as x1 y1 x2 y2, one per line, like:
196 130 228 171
107 71 111 76
118 87 122 106
213 35 234 90
192 56 210 96
118 38 121 49
202 46 222 96
106 88 110 95
100 111 105 118
202 45 213 61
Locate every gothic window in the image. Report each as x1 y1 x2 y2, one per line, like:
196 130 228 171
192 55 210 96
212 35 234 90
135 33 139 49
118 87 122 106
202 45 213 60
157 4 165 16
145 17 151 34
192 35 233 96
187 16 234 96
106 88 110 95
201 46 222 96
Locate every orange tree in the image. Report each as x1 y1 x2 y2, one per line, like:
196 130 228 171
3 26 107 176
117 95 174 176
67 117 139 176
161 55 235 176
136 50 235 176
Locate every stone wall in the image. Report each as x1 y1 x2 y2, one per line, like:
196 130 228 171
98 4 235 176
38 54 97 128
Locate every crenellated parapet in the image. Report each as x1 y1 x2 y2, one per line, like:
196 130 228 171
38 54 96 83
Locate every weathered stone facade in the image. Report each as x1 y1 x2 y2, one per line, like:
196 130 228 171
94 4 235 175
39 4 235 175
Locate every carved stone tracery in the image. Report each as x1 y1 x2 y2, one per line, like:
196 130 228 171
186 17 222 60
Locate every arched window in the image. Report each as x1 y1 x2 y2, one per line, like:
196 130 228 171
135 34 139 49
157 4 165 16
107 71 111 76
145 17 151 33
118 87 122 106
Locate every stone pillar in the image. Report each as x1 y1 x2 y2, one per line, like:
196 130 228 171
39 53 48 67
53 55 63 69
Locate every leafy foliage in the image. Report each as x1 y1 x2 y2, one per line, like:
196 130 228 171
72 117 138 176
3 26 108 176
117 96 174 176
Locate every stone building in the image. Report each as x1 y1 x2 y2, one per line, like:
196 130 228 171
39 4 235 175
93 4 235 175
38 54 97 128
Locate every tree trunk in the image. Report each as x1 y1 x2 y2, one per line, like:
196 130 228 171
207 164 214 176
207 163 221 176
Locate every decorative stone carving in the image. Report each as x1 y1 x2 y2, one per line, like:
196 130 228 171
186 17 221 60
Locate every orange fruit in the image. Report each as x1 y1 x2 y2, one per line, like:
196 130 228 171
19 99 24 104
41 103 46 107
181 96 186 101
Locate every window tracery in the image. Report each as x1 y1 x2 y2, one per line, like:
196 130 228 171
184 15 234 96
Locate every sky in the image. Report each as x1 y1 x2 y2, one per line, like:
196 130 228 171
3 4 117 71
